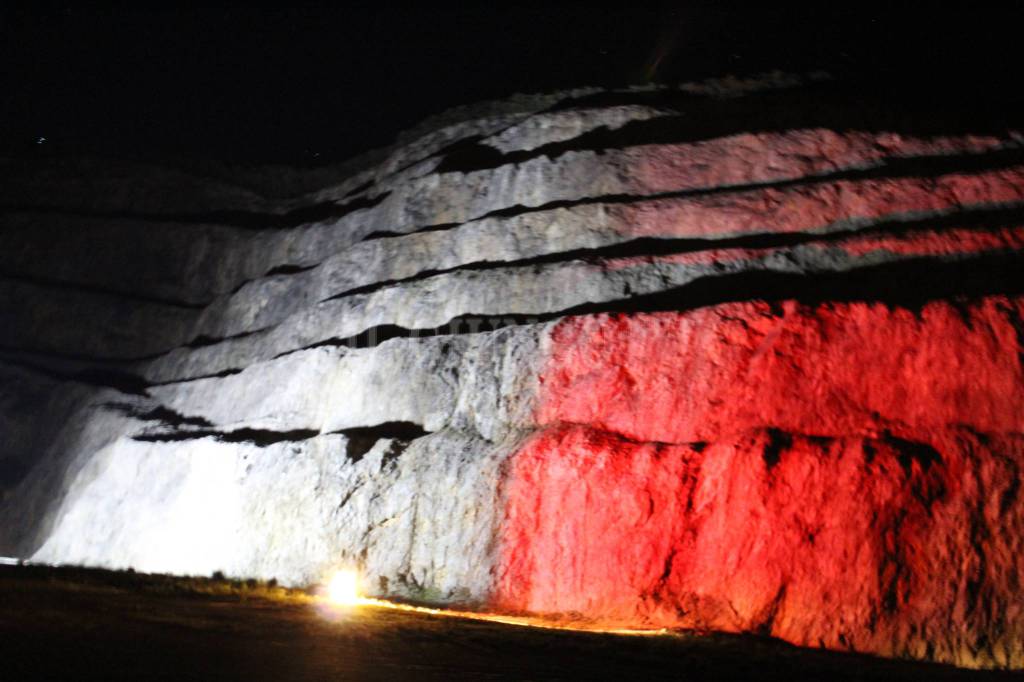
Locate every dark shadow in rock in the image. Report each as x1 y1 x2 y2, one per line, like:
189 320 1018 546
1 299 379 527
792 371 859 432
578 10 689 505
133 427 320 447
335 422 430 463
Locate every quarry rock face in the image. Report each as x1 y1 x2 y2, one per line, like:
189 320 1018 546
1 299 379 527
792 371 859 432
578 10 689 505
1 77 1023 668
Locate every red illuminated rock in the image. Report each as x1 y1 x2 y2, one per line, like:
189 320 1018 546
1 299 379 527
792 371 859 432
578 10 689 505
496 296 1024 668
535 298 1024 442
496 425 1024 668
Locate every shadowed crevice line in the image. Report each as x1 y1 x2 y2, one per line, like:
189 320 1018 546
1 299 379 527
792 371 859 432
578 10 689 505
101 401 214 429
366 146 1024 242
227 262 320 296
0 271 207 310
538 86 750 114
0 347 248 392
362 220 462 240
539 420 697 450
129 420 431 452
148 367 244 386
342 178 375 199
525 420 960 457
0 190 389 230
63 369 150 396
0 355 150 396
262 263 317 278
361 229 404 240
282 252 1024 358
133 427 321 446
324 203 1024 304
432 85 1024 175
0 345 254 391
185 328 263 349
0 302 267 361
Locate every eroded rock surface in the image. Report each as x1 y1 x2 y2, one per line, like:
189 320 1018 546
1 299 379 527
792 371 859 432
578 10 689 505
1 77 1022 669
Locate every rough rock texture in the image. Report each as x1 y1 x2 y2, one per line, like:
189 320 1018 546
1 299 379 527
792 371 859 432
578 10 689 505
1 77 1023 669
499 301 1024 667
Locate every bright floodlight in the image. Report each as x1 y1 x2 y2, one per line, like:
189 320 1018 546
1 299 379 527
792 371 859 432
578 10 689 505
327 569 361 606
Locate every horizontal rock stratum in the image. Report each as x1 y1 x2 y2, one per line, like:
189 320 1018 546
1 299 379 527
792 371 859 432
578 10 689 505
1 76 1023 669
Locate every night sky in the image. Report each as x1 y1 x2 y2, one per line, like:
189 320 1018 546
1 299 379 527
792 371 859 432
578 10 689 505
3 4 1023 164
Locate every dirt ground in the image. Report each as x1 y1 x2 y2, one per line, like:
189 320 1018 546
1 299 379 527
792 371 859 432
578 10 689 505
0 565 1017 681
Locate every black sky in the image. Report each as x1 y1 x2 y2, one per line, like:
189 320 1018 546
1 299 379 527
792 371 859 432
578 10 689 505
3 4 1023 164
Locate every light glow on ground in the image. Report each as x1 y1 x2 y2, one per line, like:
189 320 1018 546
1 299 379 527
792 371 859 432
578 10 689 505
319 570 665 636
326 569 362 606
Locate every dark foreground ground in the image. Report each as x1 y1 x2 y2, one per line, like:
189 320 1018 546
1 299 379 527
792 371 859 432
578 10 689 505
0 565 1018 681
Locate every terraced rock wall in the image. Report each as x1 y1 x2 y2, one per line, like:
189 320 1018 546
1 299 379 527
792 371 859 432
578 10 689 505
1 78 1022 668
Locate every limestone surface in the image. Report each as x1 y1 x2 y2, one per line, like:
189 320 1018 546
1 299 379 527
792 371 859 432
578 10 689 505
1 77 1022 669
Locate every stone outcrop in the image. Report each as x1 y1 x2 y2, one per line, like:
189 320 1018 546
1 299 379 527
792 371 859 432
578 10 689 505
1 76 1022 669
